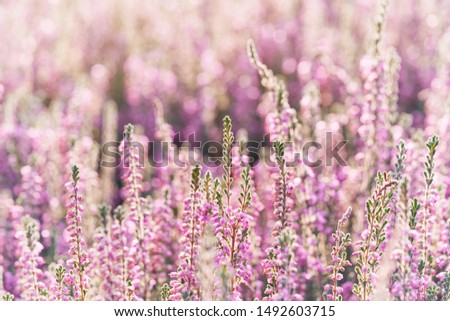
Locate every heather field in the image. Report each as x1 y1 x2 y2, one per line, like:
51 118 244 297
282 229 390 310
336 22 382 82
0 0 449 301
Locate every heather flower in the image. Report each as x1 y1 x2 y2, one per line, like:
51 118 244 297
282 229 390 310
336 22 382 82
324 207 352 301
109 206 132 300
120 124 146 243
15 216 47 300
353 172 397 300
390 180 417 300
48 265 69 301
211 116 254 299
405 198 422 300
149 196 177 290
375 141 407 299
221 116 234 207
64 165 90 301
88 204 114 300
120 124 153 299
416 135 439 300
247 40 299 144
358 0 397 191
169 165 203 301
262 141 298 300
16 165 50 246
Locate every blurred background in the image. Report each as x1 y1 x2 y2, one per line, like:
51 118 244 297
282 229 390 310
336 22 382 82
0 0 448 142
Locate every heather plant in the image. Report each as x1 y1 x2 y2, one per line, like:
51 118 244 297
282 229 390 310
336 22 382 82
417 135 440 300
108 205 131 300
169 165 203 300
212 116 254 299
64 166 90 301
353 172 398 300
323 207 352 301
49 265 68 301
15 216 47 300
261 141 299 300
0 0 449 302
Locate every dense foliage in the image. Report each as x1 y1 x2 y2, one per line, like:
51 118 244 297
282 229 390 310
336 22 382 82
0 0 449 301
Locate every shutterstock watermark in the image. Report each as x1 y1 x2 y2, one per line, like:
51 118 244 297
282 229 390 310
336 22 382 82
100 132 347 169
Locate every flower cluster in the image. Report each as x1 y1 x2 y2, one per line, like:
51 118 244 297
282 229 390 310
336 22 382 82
64 166 90 301
353 172 398 300
261 141 299 300
15 216 47 300
169 165 203 300
212 117 254 300
323 207 352 301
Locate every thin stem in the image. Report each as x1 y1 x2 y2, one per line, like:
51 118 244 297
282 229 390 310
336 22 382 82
73 188 86 301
